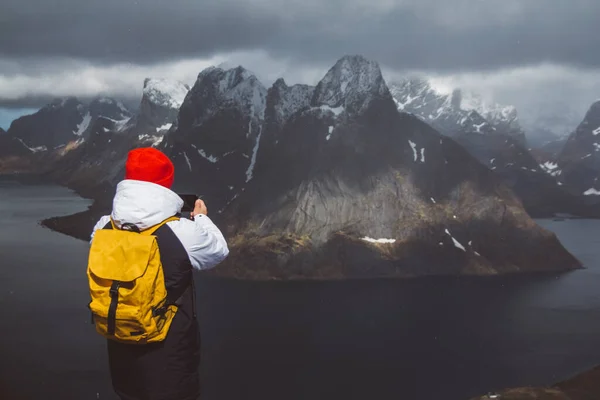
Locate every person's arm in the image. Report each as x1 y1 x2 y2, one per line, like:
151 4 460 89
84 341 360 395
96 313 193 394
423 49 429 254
168 199 229 271
90 215 111 243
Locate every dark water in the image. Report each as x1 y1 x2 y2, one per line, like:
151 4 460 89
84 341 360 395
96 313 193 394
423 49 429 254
2 178 600 400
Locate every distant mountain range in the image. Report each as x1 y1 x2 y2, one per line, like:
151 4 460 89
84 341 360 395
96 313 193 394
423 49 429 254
389 78 526 143
387 77 600 217
0 55 583 279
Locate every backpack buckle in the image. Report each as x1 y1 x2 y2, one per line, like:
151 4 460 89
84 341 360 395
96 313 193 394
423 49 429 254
110 281 121 297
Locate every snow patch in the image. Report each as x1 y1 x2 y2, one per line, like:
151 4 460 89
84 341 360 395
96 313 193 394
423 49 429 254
444 229 466 251
138 134 164 147
395 93 417 111
105 117 130 132
431 197 436 204
15 138 47 153
156 123 172 132
326 125 334 141
409 140 418 161
74 112 91 136
473 122 486 133
583 188 600 196
183 152 192 171
190 144 218 163
245 126 262 182
593 126 600 136
362 237 396 244
319 105 344 116
420 147 425 162
217 193 241 214
540 161 561 177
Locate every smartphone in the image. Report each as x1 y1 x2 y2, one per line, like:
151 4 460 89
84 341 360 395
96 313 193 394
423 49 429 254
178 194 200 212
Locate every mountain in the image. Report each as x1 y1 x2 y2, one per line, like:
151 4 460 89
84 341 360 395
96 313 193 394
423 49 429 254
127 78 189 133
460 90 527 144
162 65 268 210
6 97 132 153
451 132 583 217
7 98 86 150
45 79 189 199
202 55 579 279
389 78 526 143
388 78 587 217
556 100 600 197
11 55 579 280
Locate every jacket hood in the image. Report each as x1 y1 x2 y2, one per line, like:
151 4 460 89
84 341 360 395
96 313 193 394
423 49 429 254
111 179 184 230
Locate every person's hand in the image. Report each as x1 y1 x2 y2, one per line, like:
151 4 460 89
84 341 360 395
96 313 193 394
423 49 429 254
191 198 207 218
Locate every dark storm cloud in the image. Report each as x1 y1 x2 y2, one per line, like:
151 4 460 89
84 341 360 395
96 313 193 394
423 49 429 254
0 0 281 64
1 0 599 72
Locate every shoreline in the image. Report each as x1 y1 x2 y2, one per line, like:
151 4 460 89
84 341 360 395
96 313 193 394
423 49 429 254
10 172 582 281
5 173 600 399
471 364 600 400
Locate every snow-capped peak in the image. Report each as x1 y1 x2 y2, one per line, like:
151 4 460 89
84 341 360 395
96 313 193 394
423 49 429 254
389 77 524 139
181 65 267 127
143 78 190 110
312 55 391 115
457 89 522 135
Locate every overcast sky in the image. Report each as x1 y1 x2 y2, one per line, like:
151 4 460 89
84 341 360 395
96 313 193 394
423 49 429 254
1 0 599 133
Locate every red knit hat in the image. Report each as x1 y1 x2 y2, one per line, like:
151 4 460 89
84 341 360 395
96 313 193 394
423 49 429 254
125 147 175 189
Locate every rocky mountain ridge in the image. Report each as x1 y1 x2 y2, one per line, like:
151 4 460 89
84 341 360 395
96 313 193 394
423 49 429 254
6 96 131 152
2 55 581 280
389 78 526 143
167 55 579 279
388 77 600 218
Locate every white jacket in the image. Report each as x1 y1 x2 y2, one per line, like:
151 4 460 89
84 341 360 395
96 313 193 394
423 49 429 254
90 179 229 271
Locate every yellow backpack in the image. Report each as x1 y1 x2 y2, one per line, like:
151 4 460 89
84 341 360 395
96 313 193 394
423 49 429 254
87 216 180 344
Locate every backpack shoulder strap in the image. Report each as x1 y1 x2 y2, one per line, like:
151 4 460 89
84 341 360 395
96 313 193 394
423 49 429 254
141 216 180 236
105 215 179 235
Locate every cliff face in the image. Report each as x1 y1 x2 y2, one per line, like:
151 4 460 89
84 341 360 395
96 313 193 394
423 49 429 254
207 56 580 280
557 101 600 197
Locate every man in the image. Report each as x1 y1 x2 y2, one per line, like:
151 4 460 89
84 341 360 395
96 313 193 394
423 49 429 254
90 147 229 400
